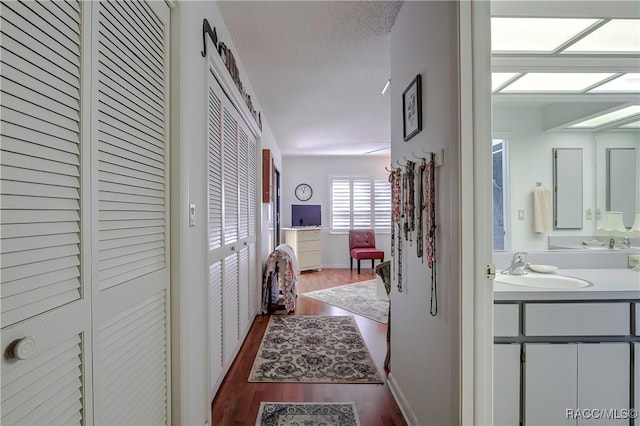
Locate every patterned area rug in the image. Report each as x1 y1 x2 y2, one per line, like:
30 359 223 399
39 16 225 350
255 402 361 426
303 280 389 324
248 316 382 383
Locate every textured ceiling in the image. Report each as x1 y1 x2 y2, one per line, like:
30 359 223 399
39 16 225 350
217 1 402 156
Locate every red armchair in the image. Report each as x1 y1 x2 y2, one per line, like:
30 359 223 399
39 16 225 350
349 229 384 274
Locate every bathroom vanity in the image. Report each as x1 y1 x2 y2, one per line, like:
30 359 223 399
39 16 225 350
493 268 640 426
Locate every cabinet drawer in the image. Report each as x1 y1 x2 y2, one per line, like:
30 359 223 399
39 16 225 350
494 304 519 337
297 240 320 253
525 303 630 336
296 229 321 242
636 303 639 336
298 251 321 270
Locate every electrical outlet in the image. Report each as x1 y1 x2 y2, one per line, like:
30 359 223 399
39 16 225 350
628 255 640 269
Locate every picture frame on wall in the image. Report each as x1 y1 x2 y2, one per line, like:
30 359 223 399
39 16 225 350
402 74 422 141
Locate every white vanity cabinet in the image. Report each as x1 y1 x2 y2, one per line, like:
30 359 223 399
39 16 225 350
494 344 521 426
525 343 630 426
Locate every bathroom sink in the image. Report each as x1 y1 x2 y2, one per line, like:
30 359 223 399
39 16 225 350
495 272 591 289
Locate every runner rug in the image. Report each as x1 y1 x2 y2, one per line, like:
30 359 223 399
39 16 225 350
255 402 361 426
248 315 382 383
302 280 389 324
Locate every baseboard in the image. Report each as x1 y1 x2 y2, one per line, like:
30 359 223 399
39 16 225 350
387 373 419 426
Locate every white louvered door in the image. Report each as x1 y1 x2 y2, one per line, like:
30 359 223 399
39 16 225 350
1 1 91 424
206 68 258 398
91 1 171 424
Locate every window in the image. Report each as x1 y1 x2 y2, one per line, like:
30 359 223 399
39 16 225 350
330 176 391 233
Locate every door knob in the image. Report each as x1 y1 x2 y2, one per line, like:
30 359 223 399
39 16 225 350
7 336 36 360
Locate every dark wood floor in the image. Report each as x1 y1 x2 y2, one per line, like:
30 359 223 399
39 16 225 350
210 268 407 426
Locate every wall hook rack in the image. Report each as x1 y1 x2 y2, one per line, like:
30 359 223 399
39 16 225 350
201 19 218 57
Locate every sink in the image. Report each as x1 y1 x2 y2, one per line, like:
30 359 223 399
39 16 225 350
495 272 591 289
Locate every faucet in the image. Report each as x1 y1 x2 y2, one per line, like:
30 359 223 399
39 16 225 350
502 252 530 275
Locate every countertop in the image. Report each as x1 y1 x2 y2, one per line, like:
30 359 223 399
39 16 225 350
494 268 640 301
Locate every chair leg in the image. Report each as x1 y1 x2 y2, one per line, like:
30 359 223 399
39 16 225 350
350 257 353 271
372 259 375 269
357 259 361 274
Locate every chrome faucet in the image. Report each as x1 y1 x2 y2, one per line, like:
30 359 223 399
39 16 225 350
502 252 530 275
620 237 631 249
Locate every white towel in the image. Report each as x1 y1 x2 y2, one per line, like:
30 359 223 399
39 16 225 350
532 187 552 233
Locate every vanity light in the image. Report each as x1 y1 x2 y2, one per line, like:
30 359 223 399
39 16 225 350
596 211 628 237
628 212 640 238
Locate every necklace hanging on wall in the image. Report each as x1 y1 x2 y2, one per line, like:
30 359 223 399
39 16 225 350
425 153 438 315
417 159 426 260
406 161 416 244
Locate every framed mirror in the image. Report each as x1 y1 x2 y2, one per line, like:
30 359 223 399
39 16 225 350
606 147 637 228
553 148 583 229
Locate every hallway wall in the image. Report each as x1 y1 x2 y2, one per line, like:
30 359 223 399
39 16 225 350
388 2 461 424
170 2 281 425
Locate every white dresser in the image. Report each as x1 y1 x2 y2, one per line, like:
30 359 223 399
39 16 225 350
283 228 322 273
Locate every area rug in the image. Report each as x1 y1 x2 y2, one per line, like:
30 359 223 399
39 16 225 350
248 316 382 383
302 280 389 324
255 402 361 426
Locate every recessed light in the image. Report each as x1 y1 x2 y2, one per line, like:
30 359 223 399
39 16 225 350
492 73 519 91
589 73 640 93
563 19 640 53
500 73 615 92
492 17 598 52
620 120 640 128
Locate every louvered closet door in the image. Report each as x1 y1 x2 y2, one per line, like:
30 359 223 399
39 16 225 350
0 1 91 424
91 2 171 425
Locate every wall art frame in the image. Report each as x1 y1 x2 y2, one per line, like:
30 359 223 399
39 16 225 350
402 74 422 141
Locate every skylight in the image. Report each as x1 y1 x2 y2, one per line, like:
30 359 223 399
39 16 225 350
491 18 598 52
500 73 615 92
621 120 640 128
569 105 640 128
589 73 640 92
492 72 519 91
563 19 640 54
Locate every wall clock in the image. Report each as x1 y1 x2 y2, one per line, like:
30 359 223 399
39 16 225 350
295 183 313 201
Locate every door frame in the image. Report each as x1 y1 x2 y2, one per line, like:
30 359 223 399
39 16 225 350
459 1 494 425
273 167 281 247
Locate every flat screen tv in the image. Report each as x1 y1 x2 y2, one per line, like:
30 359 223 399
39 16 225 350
291 204 321 227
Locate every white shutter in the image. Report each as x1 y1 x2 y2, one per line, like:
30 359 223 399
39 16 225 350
248 137 257 237
353 178 372 229
331 177 351 231
374 179 392 233
95 291 168 425
223 110 239 244
249 242 257 316
96 0 167 291
92 2 170 425
0 0 82 327
222 253 239 365
208 88 223 250
238 246 249 332
209 261 223 392
238 128 249 239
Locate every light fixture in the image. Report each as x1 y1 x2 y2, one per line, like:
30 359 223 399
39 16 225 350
621 120 640 128
596 211 628 240
491 17 598 52
492 73 519 91
589 73 640 93
381 79 390 95
629 212 640 239
569 105 640 128
500 72 615 92
563 19 640 54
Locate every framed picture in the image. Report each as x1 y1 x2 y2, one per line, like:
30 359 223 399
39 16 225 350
402 74 422 141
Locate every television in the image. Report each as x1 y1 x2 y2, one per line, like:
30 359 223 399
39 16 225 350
291 204 321 227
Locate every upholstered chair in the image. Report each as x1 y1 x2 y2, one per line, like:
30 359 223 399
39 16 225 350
348 229 384 274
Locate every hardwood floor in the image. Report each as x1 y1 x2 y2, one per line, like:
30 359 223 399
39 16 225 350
210 268 407 425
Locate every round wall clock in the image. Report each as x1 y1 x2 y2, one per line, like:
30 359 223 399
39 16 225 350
295 183 313 201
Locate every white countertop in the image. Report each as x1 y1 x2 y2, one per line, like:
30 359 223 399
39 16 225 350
494 268 640 301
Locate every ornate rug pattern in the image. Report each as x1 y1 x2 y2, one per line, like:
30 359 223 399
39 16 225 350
255 402 361 426
248 316 382 383
302 280 389 324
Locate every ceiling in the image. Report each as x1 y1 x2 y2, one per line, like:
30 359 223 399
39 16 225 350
217 1 639 157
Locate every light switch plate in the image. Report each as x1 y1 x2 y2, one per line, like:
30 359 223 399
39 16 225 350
629 255 640 269
518 210 525 220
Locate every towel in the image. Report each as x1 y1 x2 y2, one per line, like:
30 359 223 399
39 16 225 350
532 187 552 233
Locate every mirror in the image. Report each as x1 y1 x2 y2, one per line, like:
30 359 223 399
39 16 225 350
553 148 583 229
606 148 637 228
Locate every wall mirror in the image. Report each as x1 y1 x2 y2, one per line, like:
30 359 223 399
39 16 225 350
489 2 640 251
553 148 583 229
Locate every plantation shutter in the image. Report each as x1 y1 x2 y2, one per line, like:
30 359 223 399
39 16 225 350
238 128 249 239
352 178 372 229
223 110 239 244
0 0 82 327
208 260 223 387
373 179 392 232
222 253 239 365
331 177 351 231
92 1 170 424
208 88 223 250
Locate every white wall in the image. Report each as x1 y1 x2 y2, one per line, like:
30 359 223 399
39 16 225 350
494 106 639 250
281 155 392 268
170 2 281 425
388 2 460 424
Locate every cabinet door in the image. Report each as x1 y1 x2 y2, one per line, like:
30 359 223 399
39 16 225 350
578 343 630 426
635 344 639 414
525 344 578 426
494 344 521 426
